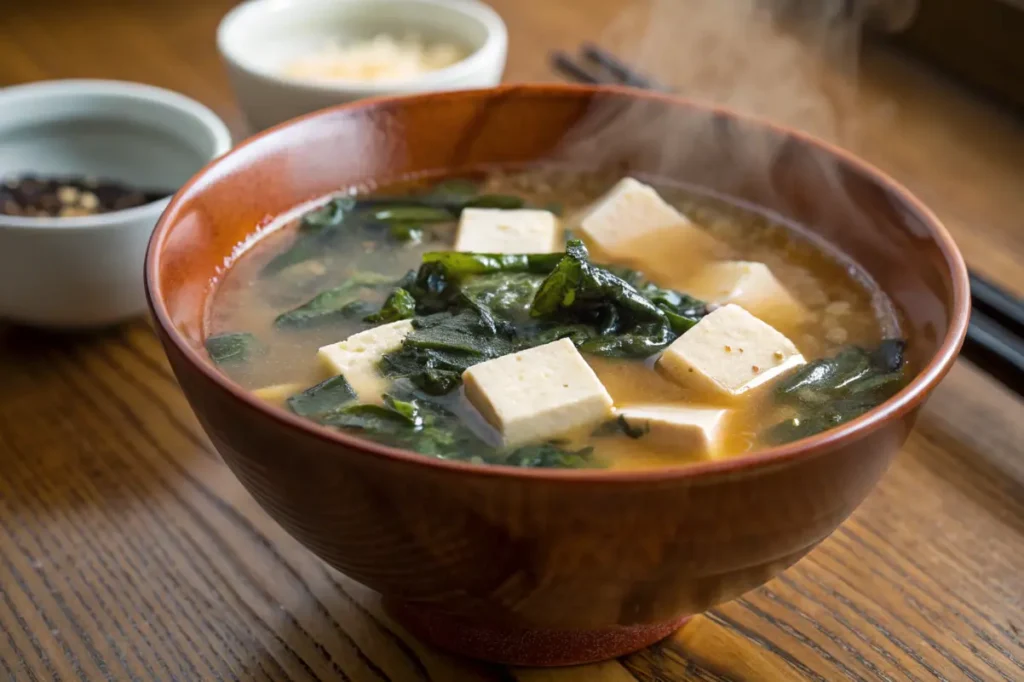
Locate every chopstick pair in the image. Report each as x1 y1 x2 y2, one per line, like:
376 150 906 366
551 44 666 91
551 47 1024 397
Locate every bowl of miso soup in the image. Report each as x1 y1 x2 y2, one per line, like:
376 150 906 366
146 85 969 666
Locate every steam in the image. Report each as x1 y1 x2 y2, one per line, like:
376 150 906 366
620 0 859 136
553 0 910 338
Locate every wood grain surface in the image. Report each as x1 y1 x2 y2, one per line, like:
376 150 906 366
2 0 1022 680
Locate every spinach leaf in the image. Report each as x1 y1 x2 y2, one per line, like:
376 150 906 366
388 223 423 243
578 325 676 358
379 311 513 394
286 375 357 418
365 206 455 223
503 444 597 469
594 415 650 439
300 197 356 233
532 240 667 326
261 197 356 275
422 251 564 278
459 273 545 320
206 332 259 365
764 339 908 445
321 403 417 434
464 194 526 210
364 288 416 324
528 240 678 357
274 272 396 328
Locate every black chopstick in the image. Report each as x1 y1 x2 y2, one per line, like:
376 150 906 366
551 46 1024 397
970 272 1024 341
550 51 605 85
962 308 1024 396
580 43 664 90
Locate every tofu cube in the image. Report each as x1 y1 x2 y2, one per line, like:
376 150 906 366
658 304 805 399
252 382 306 406
454 208 561 253
463 338 614 447
616 404 730 459
578 177 719 276
680 261 807 329
317 320 414 401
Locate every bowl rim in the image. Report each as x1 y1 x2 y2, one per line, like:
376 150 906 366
216 0 508 94
146 83 971 483
0 78 233 231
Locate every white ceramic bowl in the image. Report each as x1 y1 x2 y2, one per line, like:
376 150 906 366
0 79 232 329
217 0 508 132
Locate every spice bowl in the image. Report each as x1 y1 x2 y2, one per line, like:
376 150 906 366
0 79 231 329
217 0 508 132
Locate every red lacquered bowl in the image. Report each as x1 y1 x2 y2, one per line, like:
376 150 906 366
145 85 969 666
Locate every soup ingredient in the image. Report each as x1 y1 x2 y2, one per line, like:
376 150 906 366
579 177 720 277
503 443 595 468
380 311 513 395
421 251 563 279
207 170 903 469
1 174 172 218
614 404 730 457
462 338 615 447
305 383 597 468
283 34 467 83
680 261 807 329
657 304 805 399
364 288 416 323
206 332 260 365
253 382 305 405
764 339 907 444
274 272 396 328
260 185 534 277
286 375 357 418
530 239 693 356
318 319 415 401
454 208 562 254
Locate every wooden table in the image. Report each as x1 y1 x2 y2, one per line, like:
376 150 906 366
2 1 1022 679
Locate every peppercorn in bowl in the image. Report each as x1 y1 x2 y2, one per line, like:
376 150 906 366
0 79 232 328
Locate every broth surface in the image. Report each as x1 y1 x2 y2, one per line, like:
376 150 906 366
208 168 900 470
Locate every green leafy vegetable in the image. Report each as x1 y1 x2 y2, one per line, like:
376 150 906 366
205 332 259 365
460 273 545 321
464 194 526 210
299 197 356 233
422 251 564 278
364 288 416 324
388 223 423 243
261 197 355 275
320 385 598 468
764 339 908 444
286 375 357 418
594 415 650 439
367 206 455 223
379 311 514 394
502 443 596 468
274 272 396 328
527 240 687 357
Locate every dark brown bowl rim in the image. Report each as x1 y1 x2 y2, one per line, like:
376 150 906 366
146 83 970 483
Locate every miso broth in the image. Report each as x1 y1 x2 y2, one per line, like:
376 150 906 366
207 169 907 470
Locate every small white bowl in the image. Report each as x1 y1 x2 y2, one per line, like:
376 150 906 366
217 0 508 132
0 79 232 329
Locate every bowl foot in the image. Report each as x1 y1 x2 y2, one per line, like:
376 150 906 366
384 599 691 666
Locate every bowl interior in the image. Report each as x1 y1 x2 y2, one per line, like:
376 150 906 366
150 85 966 468
219 0 495 86
0 83 227 196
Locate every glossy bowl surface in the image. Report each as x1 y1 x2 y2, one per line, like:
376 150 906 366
146 84 968 666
